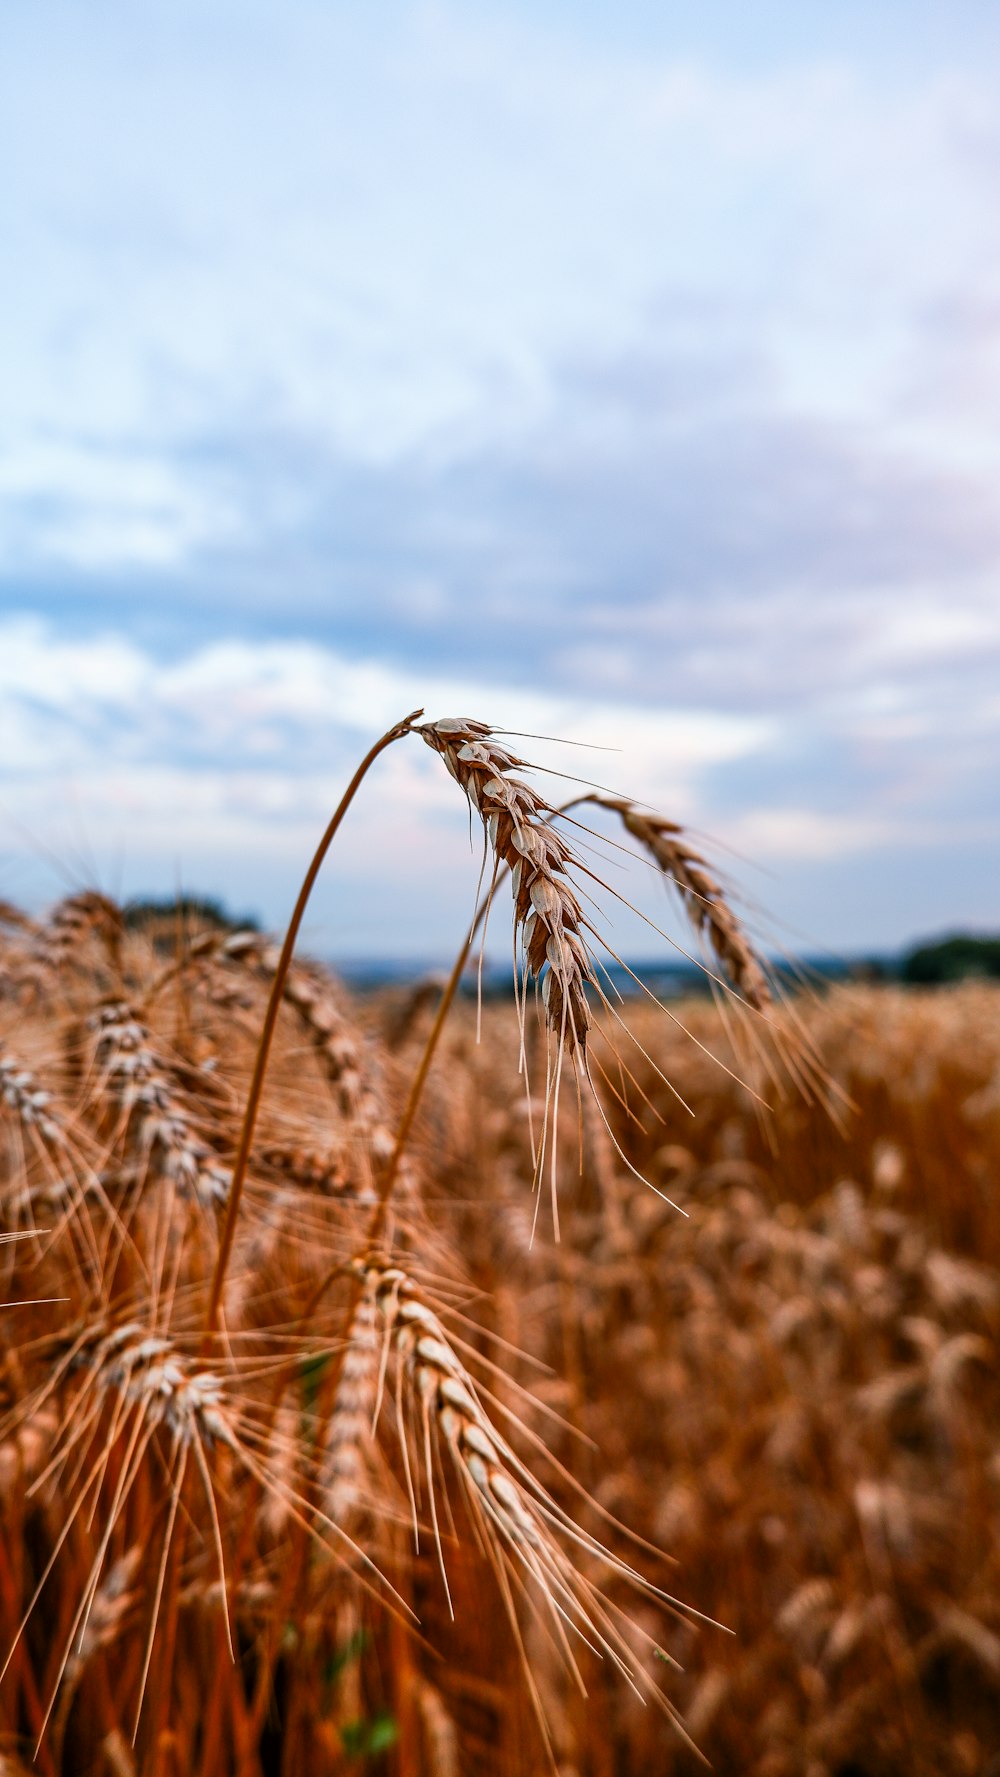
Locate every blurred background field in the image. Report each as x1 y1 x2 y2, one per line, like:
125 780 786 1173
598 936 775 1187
396 976 1000 1775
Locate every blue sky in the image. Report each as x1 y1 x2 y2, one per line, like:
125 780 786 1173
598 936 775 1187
2 1 999 959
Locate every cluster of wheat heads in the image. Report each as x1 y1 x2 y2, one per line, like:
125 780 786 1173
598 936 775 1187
0 713 794 1776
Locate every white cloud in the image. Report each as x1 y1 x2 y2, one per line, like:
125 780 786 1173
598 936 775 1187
722 807 902 862
0 618 150 710
0 441 244 570
0 617 768 778
855 594 1000 667
4 2 1000 504
0 617 774 934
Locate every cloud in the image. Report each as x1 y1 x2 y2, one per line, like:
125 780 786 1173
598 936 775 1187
9 329 1000 720
4 319 1000 920
3 4 1000 949
0 616 780 942
0 440 245 571
6 1 1000 710
722 808 910 863
3 3 998 462
2 610 997 959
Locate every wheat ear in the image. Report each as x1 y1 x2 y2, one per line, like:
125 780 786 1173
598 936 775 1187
586 797 772 1010
354 1253 693 1747
419 719 597 1058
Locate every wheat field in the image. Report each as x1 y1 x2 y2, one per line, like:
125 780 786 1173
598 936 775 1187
1 715 998 1776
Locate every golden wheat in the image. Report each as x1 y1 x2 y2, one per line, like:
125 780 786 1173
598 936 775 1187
0 714 996 1775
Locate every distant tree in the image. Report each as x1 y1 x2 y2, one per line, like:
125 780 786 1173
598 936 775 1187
124 894 260 934
901 933 1000 985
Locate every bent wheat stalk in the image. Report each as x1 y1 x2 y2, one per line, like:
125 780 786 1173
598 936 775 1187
202 707 422 1343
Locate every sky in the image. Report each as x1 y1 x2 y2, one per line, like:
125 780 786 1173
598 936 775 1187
2 0 1000 961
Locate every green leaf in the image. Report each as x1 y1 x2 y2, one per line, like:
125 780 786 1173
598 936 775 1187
299 1351 330 1410
340 1712 399 1759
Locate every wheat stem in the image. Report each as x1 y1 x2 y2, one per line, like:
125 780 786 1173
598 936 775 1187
201 708 423 1346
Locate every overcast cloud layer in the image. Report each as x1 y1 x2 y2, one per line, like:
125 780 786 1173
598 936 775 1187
2 1 999 956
